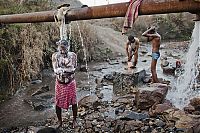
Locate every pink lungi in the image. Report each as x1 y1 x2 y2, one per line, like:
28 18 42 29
55 80 77 109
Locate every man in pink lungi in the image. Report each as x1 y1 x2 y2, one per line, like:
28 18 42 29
52 39 77 128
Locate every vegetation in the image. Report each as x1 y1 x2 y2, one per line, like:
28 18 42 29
0 0 56 96
106 13 194 41
0 0 105 97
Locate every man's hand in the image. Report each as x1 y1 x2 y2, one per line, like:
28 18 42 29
128 55 132 62
150 26 156 30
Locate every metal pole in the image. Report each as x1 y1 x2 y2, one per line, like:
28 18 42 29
0 0 200 24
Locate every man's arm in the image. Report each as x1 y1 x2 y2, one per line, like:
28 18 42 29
125 42 131 61
142 27 160 38
134 39 140 54
72 53 77 69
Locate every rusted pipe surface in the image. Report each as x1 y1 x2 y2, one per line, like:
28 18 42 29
0 0 200 24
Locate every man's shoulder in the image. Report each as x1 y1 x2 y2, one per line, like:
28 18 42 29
52 52 57 57
134 37 139 42
68 52 77 57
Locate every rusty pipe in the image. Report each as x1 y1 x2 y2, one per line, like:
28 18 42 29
0 0 200 24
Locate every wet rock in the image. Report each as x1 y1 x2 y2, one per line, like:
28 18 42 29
184 105 195 114
186 122 200 133
162 66 176 75
154 119 166 127
24 94 53 111
137 85 168 110
97 93 104 99
112 69 146 95
126 120 142 130
117 98 130 104
108 60 120 65
175 114 196 129
120 110 149 121
113 103 120 107
92 100 102 110
193 111 200 115
189 97 200 111
104 73 115 81
140 47 148 55
141 126 152 132
114 120 125 133
78 95 99 108
79 65 88 72
32 86 50 96
85 121 92 129
37 127 57 133
30 80 42 84
95 77 102 84
142 76 151 83
101 126 110 132
115 106 125 115
149 103 172 116
161 58 169 67
163 109 197 129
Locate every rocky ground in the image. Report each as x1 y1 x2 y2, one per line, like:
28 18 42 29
1 40 200 133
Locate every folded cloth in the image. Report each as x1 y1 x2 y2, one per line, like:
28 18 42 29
122 0 143 34
55 80 77 109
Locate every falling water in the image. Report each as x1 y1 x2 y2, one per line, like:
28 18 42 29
76 22 91 94
59 17 67 40
167 21 200 109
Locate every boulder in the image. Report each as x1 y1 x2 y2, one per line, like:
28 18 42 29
163 109 199 130
184 105 195 114
78 95 99 108
137 84 169 110
189 97 200 111
149 103 173 116
162 66 176 75
112 69 146 95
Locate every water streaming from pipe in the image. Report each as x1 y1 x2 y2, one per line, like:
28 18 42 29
167 21 200 109
59 17 67 40
76 22 91 94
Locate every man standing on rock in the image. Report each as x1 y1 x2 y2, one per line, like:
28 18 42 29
125 35 140 68
52 39 77 128
142 26 161 83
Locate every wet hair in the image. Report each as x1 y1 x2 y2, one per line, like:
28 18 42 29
128 35 135 43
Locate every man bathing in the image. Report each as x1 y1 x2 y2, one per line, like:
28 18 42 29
142 26 161 83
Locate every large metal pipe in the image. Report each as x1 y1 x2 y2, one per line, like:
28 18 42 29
0 0 200 24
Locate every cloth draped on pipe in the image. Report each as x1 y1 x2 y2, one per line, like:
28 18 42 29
122 0 143 34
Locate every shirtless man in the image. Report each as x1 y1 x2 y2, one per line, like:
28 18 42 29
142 26 161 83
125 35 140 68
52 39 77 128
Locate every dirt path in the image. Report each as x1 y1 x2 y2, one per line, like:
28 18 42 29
93 25 127 55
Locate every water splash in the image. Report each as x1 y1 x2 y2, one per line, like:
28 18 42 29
167 21 200 109
76 22 91 94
